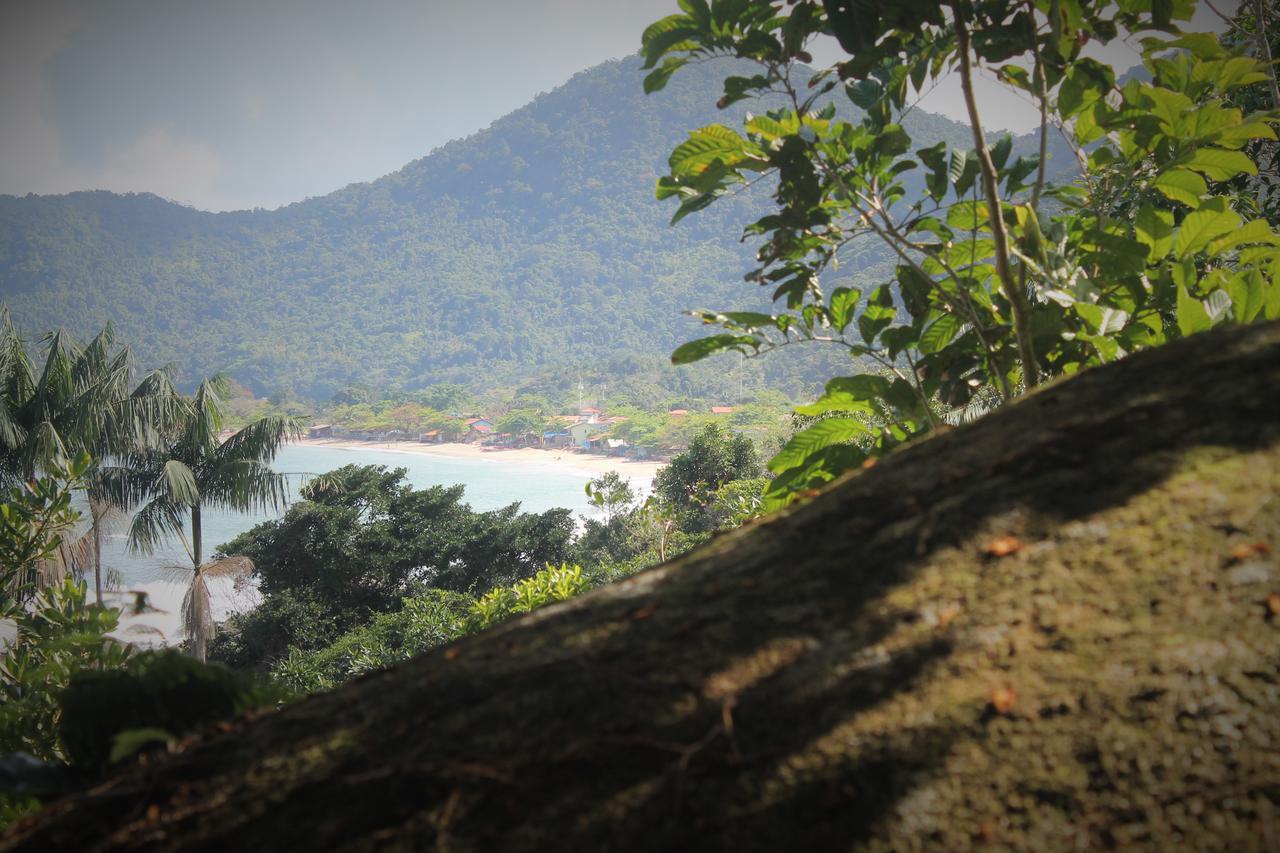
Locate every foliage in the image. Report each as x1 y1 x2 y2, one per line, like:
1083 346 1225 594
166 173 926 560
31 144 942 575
0 314 188 603
466 563 591 632
0 454 90 605
0 578 130 827
584 471 637 523
644 0 1280 508
57 650 280 773
97 377 303 661
0 57 979 403
653 422 761 529
210 465 577 670
270 590 472 694
270 564 590 695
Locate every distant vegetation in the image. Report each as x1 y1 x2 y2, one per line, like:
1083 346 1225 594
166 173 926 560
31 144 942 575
0 57 1009 403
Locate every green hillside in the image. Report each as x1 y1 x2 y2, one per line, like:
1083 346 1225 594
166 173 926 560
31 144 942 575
0 56 1016 400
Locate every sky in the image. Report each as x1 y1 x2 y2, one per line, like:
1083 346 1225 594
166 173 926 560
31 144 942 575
0 0 1231 213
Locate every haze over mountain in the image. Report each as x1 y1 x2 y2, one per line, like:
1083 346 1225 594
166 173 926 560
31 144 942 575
0 56 1036 400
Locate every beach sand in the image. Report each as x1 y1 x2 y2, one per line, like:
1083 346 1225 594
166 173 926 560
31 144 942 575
297 438 665 480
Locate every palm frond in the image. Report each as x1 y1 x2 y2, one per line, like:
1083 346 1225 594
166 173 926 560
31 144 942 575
199 555 254 579
26 420 69 473
214 414 304 465
201 460 290 513
181 572 214 662
160 459 199 506
127 497 189 559
184 379 227 456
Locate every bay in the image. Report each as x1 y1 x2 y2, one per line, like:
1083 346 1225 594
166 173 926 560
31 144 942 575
99 443 650 648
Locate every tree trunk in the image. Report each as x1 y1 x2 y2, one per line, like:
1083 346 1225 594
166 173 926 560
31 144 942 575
91 500 103 607
5 323 1280 851
190 505 202 572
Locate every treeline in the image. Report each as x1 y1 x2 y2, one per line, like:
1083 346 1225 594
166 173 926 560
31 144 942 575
0 56 998 402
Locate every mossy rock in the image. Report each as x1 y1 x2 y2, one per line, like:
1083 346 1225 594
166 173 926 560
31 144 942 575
5 322 1280 850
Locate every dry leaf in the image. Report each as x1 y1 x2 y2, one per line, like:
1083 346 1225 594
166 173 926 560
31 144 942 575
443 647 462 661
984 536 1025 558
1229 542 1272 563
989 686 1017 714
936 604 961 629
1267 592 1280 617
860 457 878 469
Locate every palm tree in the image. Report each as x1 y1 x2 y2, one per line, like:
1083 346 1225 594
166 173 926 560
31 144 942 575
0 310 187 601
99 378 303 661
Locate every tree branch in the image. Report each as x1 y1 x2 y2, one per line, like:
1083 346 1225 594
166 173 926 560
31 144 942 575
954 14 1040 389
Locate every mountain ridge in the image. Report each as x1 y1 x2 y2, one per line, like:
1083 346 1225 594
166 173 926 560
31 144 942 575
0 56 1032 400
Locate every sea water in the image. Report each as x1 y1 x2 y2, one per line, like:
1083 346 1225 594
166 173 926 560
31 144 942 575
99 444 651 648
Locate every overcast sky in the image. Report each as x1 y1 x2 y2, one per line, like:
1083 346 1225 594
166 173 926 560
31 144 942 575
0 1 1230 213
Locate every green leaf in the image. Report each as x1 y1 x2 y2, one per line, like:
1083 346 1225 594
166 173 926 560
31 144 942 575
1152 169 1207 207
1206 219 1279 254
670 334 759 364
108 728 174 765
1176 283 1212 337
857 285 896 344
1174 205 1241 259
1179 148 1257 181
714 311 775 328
873 124 911 158
1226 269 1267 322
989 134 1013 171
946 201 987 230
768 417 873 473
1135 206 1174 259
828 287 861 332
669 125 761 176
917 141 948 201
918 312 961 354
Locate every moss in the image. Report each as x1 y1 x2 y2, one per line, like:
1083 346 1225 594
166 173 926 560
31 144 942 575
5 323 1280 851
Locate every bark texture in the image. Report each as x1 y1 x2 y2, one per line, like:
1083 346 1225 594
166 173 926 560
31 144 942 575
6 323 1280 851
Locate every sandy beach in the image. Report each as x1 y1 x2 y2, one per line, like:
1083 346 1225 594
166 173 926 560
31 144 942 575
297 437 665 481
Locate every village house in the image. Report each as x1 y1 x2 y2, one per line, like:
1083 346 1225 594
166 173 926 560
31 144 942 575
465 417 494 441
566 420 596 447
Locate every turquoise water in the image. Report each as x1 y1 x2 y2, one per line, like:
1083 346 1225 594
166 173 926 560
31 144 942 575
95 444 651 646
102 443 636 585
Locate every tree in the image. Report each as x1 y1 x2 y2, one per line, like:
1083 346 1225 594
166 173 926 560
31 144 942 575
584 471 637 523
0 312 186 603
98 378 303 662
643 0 1280 507
0 456 131 829
653 422 760 526
210 465 577 670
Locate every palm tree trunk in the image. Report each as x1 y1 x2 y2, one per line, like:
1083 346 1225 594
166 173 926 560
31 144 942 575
92 501 103 605
188 503 208 662
191 504 202 571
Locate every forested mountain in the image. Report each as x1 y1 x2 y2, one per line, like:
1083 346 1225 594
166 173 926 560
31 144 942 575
0 56 1041 399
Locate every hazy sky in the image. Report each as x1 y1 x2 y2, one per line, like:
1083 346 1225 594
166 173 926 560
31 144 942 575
0 1 1230 212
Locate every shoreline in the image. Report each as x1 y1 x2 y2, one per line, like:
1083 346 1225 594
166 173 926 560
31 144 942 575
295 437 665 481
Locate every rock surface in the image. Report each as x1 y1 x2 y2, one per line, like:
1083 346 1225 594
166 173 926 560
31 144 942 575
4 323 1280 851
